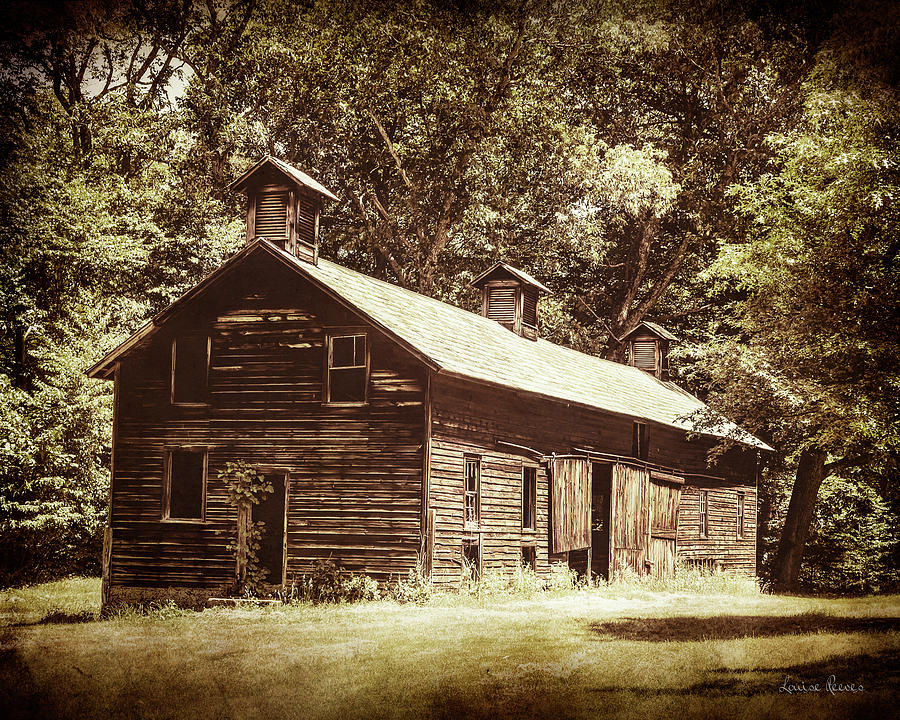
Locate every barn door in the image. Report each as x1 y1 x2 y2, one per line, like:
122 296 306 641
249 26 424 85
549 457 591 554
648 473 682 578
254 472 289 586
610 464 650 575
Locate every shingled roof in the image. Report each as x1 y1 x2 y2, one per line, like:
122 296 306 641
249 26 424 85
88 239 771 450
228 155 340 201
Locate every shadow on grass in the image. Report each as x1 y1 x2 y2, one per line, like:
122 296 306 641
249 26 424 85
591 613 900 641
694 649 900 696
0 639 63 720
6 610 98 627
425 650 899 719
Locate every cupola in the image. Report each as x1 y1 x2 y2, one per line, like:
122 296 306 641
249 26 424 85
623 321 677 380
228 156 339 264
471 262 551 341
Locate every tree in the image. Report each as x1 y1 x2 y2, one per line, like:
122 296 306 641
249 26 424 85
686 2 900 591
0 0 249 583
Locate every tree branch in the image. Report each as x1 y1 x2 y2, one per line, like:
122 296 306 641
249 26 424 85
630 231 693 323
368 107 414 193
823 453 875 478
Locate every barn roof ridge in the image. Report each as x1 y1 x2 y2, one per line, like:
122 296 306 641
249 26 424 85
87 239 771 451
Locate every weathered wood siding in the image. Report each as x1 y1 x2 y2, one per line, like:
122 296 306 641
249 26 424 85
550 457 591 553
648 477 681 578
108 254 425 595
677 478 757 575
430 375 758 581
428 438 550 585
610 464 650 575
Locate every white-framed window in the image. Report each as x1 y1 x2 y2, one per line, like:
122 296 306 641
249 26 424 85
464 455 480 529
737 492 746 539
326 333 368 404
699 490 709 538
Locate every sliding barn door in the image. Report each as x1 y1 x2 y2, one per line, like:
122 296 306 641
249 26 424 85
550 457 591 553
610 464 650 575
648 474 682 578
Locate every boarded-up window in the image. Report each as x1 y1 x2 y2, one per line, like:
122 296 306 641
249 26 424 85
631 339 657 370
522 466 537 531
464 456 480 528
486 286 516 324
737 493 745 539
699 490 709 538
171 336 209 405
165 449 205 520
550 457 591 553
327 334 367 403
632 422 649 460
522 289 538 328
255 191 288 238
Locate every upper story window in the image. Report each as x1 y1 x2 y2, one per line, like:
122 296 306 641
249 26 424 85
464 455 480 529
632 421 649 460
164 448 206 521
522 466 537 531
699 490 709 538
171 336 209 405
737 492 745 539
327 333 367 404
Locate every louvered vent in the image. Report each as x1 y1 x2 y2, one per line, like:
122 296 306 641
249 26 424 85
255 192 288 238
523 289 537 328
486 287 516 324
296 193 316 246
632 340 657 370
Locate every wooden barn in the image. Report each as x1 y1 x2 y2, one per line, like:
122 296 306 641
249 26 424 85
87 157 771 606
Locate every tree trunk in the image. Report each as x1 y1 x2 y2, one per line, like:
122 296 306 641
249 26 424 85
234 504 250 595
772 446 827 593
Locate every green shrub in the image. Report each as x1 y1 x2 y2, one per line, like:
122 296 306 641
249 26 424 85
289 559 380 604
389 567 433 604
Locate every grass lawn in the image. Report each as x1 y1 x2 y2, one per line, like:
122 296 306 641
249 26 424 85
1 578 898 719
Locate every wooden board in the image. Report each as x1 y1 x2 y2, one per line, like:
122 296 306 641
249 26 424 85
550 457 591 554
611 464 650 575
648 476 681 578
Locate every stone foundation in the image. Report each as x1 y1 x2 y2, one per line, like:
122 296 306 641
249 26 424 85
104 584 232 611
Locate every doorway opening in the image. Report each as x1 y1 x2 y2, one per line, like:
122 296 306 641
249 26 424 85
591 463 613 579
254 472 288 586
